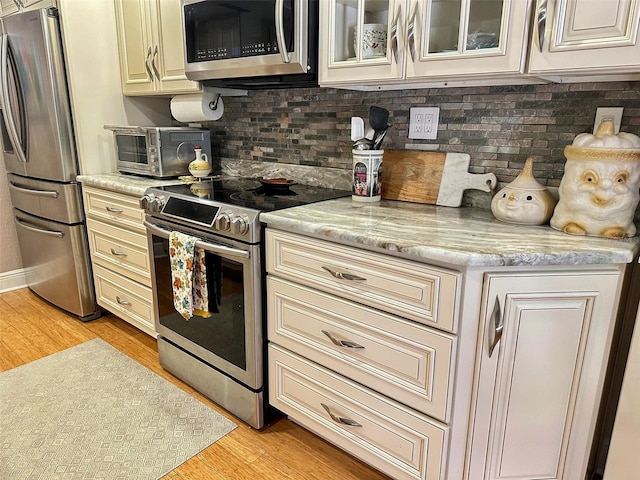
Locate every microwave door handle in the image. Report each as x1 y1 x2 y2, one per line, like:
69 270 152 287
274 0 290 63
0 34 28 163
143 221 251 260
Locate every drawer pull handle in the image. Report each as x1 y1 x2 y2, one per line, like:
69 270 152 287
105 206 123 213
322 330 365 349
110 248 127 257
321 403 362 427
116 296 132 306
321 266 366 281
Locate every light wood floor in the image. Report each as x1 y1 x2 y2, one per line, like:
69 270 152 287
0 288 391 480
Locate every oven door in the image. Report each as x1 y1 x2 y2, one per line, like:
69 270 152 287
145 219 263 390
183 0 311 80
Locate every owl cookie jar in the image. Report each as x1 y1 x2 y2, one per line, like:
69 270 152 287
550 121 640 238
491 157 557 225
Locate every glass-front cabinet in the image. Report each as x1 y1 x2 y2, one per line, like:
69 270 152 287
319 0 533 87
320 0 404 84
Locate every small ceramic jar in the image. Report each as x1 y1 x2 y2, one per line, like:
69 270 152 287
550 121 640 238
188 146 211 178
491 157 557 225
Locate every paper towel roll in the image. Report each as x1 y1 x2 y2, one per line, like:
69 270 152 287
170 93 224 122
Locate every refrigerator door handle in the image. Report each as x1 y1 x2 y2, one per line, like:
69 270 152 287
14 217 64 238
0 33 28 163
9 181 59 198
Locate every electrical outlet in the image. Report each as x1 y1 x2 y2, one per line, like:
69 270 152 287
409 107 439 140
594 107 623 134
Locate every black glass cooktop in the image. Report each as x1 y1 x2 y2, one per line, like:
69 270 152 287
159 177 350 212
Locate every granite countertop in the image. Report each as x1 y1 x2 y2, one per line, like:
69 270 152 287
76 173 184 196
260 198 640 267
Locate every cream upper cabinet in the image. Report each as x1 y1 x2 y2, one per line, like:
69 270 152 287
0 0 52 17
319 0 533 88
528 0 640 76
113 0 200 96
467 270 622 480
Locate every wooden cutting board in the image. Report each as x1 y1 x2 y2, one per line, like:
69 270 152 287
381 150 497 207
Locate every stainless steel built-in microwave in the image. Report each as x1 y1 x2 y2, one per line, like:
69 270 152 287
182 0 318 89
105 126 211 178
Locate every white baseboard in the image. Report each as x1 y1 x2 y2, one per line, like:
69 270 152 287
0 268 27 294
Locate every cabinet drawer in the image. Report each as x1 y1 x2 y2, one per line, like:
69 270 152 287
93 264 156 337
266 230 459 333
268 276 455 422
87 218 151 287
83 186 146 233
269 344 447 480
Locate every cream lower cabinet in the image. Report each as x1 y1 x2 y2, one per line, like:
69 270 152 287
266 229 460 480
466 270 622 480
266 228 625 480
83 186 156 337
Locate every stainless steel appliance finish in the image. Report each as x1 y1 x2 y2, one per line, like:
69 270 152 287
105 125 211 178
0 8 99 320
142 178 350 428
182 0 318 89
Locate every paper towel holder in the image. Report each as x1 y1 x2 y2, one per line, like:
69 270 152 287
208 94 220 111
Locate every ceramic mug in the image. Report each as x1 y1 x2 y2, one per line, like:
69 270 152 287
354 23 387 58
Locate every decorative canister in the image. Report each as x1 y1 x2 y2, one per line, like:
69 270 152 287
550 121 640 238
352 149 383 202
491 157 557 225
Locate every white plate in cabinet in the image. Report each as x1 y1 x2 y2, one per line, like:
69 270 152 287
83 187 146 233
266 230 460 333
92 264 156 338
269 344 448 480
268 276 456 423
86 218 151 287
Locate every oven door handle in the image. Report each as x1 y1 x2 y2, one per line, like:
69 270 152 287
144 221 250 260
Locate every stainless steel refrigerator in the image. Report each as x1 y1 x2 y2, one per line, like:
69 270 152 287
0 7 99 320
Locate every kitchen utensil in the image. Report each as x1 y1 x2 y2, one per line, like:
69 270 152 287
373 125 391 150
353 137 374 150
381 150 497 207
369 106 389 135
350 117 365 141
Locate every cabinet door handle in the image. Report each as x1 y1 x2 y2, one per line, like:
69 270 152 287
390 3 402 64
536 0 547 52
321 266 366 281
144 46 153 79
116 296 132 306
110 248 127 257
488 296 504 357
320 403 362 427
151 45 161 80
105 206 123 213
407 1 419 63
322 330 365 349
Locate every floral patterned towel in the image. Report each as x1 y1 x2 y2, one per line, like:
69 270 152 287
169 231 211 320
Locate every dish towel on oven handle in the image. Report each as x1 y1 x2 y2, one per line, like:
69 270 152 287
169 231 211 320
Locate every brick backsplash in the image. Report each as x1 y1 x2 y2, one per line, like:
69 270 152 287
205 81 640 187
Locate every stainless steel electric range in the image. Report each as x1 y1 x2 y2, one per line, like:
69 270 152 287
141 177 350 428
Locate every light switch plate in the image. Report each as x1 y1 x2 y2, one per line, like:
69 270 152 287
409 107 439 140
594 107 623 134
